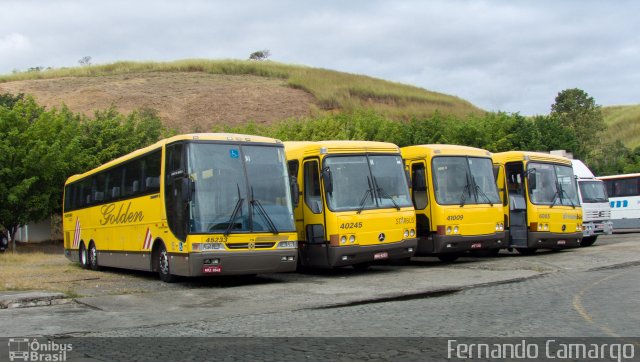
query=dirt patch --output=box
[0,72,317,132]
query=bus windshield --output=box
[527,162,580,206]
[187,143,295,234]
[579,180,609,203]
[324,154,412,212]
[432,156,501,205]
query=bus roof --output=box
[596,172,640,180]
[65,133,283,185]
[401,144,492,159]
[283,140,400,159]
[492,151,572,166]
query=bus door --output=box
[505,162,527,248]
[300,158,328,266]
[408,160,432,251]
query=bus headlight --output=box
[576,224,582,231]
[277,241,297,249]
[404,230,409,238]
[349,235,356,244]
[453,226,459,234]
[409,229,416,237]
[193,242,224,251]
[446,226,452,234]
[543,224,549,231]
[340,236,347,244]
[499,223,504,231]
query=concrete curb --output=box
[0,291,71,309]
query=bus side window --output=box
[304,160,323,214]
[411,163,428,210]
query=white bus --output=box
[597,173,640,231]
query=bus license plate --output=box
[557,240,566,245]
[374,252,389,260]
[203,266,222,273]
[471,243,482,249]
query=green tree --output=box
[0,97,83,251]
[550,88,605,158]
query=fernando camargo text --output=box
[447,339,636,361]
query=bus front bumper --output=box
[419,232,506,255]
[171,249,298,276]
[325,238,418,268]
[582,221,613,237]
[525,231,582,249]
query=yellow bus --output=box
[401,145,506,262]
[284,141,418,269]
[63,133,298,282]
[492,151,582,254]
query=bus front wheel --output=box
[157,244,177,283]
[516,248,537,255]
[438,253,460,263]
[580,236,597,247]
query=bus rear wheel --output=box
[79,243,89,269]
[88,242,100,271]
[157,244,177,283]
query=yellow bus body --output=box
[63,133,298,279]
[285,141,418,268]
[492,151,583,251]
[402,145,506,260]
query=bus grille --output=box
[226,242,275,250]
[585,210,611,219]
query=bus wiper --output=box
[224,198,244,236]
[356,177,375,214]
[472,176,493,206]
[549,188,560,208]
[560,188,577,209]
[460,174,471,207]
[250,188,279,234]
[373,176,400,210]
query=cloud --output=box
[0,0,639,114]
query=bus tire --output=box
[157,243,177,283]
[580,236,597,247]
[88,242,100,271]
[352,262,371,271]
[438,253,460,263]
[79,242,89,269]
[516,248,537,255]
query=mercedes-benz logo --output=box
[561,225,566,232]
[378,233,385,242]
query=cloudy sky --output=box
[1,1,638,115]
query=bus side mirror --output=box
[412,169,427,191]
[290,176,300,208]
[180,177,194,203]
[528,173,537,189]
[321,167,333,194]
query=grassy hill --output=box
[0,59,483,132]
[603,104,640,149]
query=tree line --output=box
[0,94,166,251]
[0,88,637,248]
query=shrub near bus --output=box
[493,151,582,254]
[285,141,417,269]
[402,145,506,262]
[63,133,298,282]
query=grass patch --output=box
[0,59,484,120]
[0,250,155,296]
[603,104,640,148]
